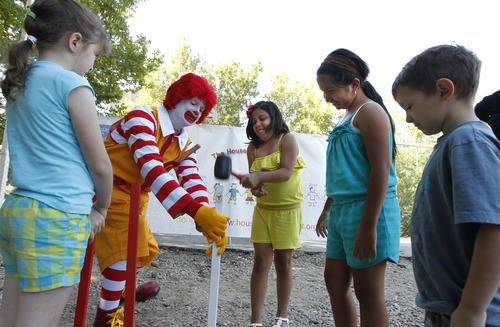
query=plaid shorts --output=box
[0,194,90,292]
[424,311,451,327]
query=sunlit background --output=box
[129,0,500,105]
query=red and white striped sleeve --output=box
[112,106,201,218]
[176,143,209,206]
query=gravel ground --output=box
[42,245,423,326]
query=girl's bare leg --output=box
[324,258,357,327]
[250,243,274,323]
[0,276,74,327]
[0,277,20,326]
[274,249,293,326]
[352,260,388,327]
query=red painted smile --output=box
[184,111,198,124]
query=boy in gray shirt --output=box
[392,44,500,327]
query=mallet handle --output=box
[230,171,243,179]
[230,172,259,190]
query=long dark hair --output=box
[317,48,396,160]
[246,101,289,148]
[1,0,109,102]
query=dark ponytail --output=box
[1,20,36,102]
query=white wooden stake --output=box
[207,184,223,327]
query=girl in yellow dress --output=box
[240,101,306,327]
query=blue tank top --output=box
[325,102,397,200]
[6,61,95,214]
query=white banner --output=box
[99,118,328,241]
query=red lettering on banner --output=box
[211,149,247,158]
[302,223,317,231]
[211,151,226,159]
[226,148,247,155]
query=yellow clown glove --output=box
[204,234,228,256]
[194,206,230,255]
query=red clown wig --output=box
[163,73,217,124]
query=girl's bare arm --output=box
[68,87,113,240]
[354,103,392,261]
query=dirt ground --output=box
[27,244,425,327]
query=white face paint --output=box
[168,97,206,132]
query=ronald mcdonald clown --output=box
[92,73,229,326]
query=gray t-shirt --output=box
[411,121,500,326]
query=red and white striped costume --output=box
[94,105,208,272]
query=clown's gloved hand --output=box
[204,234,228,256]
[193,206,230,255]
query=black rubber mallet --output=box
[214,154,245,180]
[214,154,258,189]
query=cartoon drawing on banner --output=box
[304,184,321,207]
[215,184,223,207]
[208,182,221,202]
[226,182,242,205]
[244,189,255,205]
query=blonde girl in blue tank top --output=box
[315,49,401,327]
[0,1,112,326]
[240,101,305,327]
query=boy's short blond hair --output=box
[392,44,481,101]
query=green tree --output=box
[0,0,26,112]
[131,42,263,127]
[130,40,205,114]
[0,1,25,59]
[81,0,162,113]
[203,62,262,127]
[395,142,433,236]
[266,74,341,135]
[0,0,161,114]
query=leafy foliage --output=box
[131,41,207,112]
[81,0,162,113]
[0,1,25,59]
[202,62,262,126]
[130,41,263,127]
[131,43,341,133]
[266,74,341,135]
[0,0,161,115]
[0,0,26,112]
